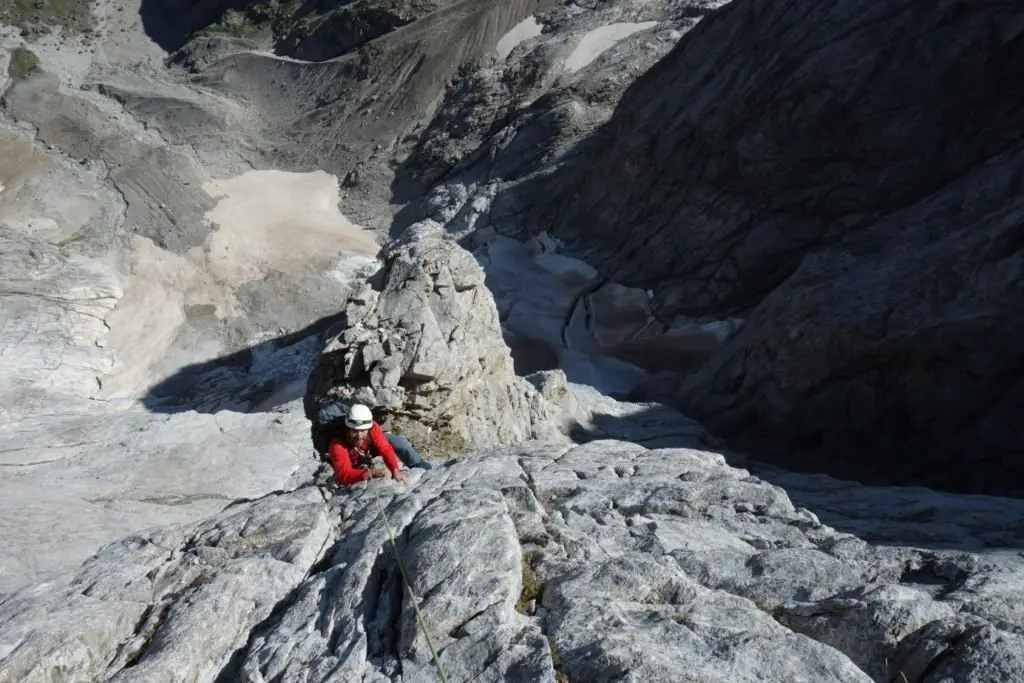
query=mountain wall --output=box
[400,0,1024,494]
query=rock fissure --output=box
[560,277,608,350]
[109,598,176,673]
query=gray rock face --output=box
[305,224,571,455]
[533,0,1024,317]
[0,227,119,407]
[393,0,1024,494]
[675,154,1024,493]
[0,486,335,683]
[577,0,1024,494]
[0,393,320,596]
[4,440,1022,683]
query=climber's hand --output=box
[393,471,409,486]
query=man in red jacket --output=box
[328,403,410,486]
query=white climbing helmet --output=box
[345,403,374,430]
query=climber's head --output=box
[344,403,374,443]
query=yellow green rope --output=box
[367,482,449,683]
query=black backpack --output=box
[311,397,349,458]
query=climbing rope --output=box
[365,480,449,683]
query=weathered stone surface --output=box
[0,487,334,683]
[0,397,320,597]
[4,440,1023,683]
[0,228,120,406]
[305,223,572,455]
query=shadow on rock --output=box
[138,0,227,53]
[570,399,1024,553]
[141,312,346,415]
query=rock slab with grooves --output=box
[3,440,1022,682]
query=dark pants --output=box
[386,435,431,469]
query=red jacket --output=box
[328,422,401,486]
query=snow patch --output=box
[328,253,381,285]
[496,16,543,60]
[243,49,314,64]
[97,169,381,399]
[201,169,380,289]
[564,22,659,74]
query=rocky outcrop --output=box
[4,439,1023,683]
[305,224,573,454]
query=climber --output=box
[312,393,433,471]
[327,404,411,487]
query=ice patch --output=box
[496,16,543,60]
[328,253,382,284]
[533,251,599,280]
[669,315,745,344]
[564,22,659,74]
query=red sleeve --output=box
[369,423,401,473]
[328,438,368,486]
